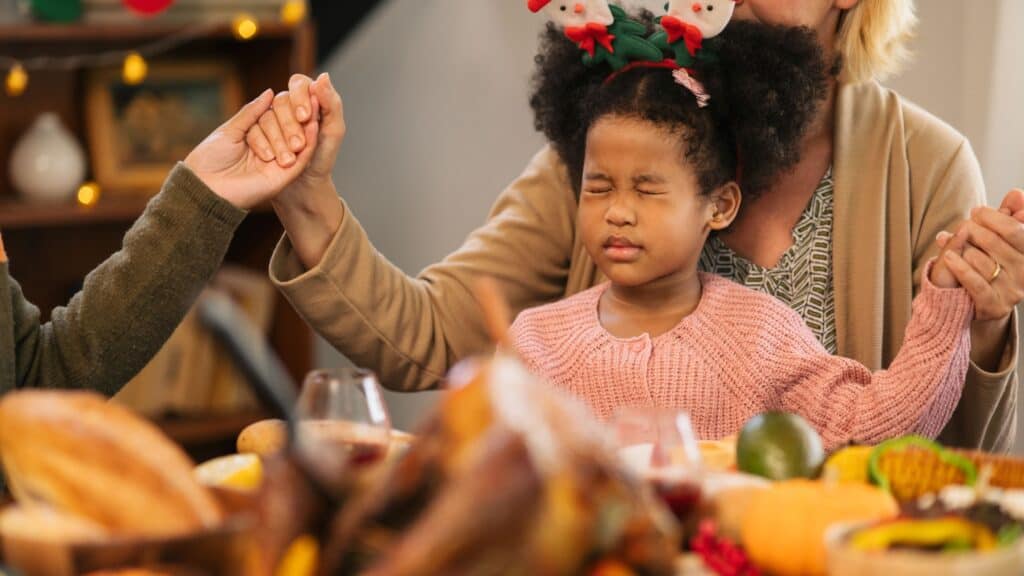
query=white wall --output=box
[885,0,1022,205]
[317,2,1024,436]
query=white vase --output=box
[10,112,86,203]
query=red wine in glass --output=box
[346,440,388,467]
[650,476,703,523]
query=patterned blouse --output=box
[699,169,837,353]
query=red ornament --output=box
[123,0,175,16]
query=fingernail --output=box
[263,148,273,158]
[297,106,308,120]
[945,251,956,260]
[290,136,303,149]
[283,152,295,163]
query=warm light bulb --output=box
[280,0,306,26]
[77,182,101,207]
[5,64,28,97]
[233,13,259,41]
[122,52,148,85]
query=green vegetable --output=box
[868,435,977,494]
[997,524,1024,547]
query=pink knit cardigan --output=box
[509,270,973,450]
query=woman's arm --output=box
[905,133,1018,452]
[255,76,580,392]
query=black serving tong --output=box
[197,294,298,433]
[197,294,347,504]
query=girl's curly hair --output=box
[529,18,830,199]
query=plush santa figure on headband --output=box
[653,0,737,66]
[123,0,174,16]
[528,0,662,70]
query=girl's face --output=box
[579,116,736,288]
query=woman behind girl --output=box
[508,18,972,451]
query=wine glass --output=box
[612,407,704,525]
[294,367,392,468]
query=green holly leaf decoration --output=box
[650,15,720,68]
[585,5,666,70]
[31,0,82,22]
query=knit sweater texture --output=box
[510,268,972,450]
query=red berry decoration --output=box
[690,520,760,576]
[123,0,175,15]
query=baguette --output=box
[0,391,222,536]
[0,505,109,543]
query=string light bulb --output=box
[122,52,148,85]
[76,182,101,207]
[5,64,28,97]
[233,13,259,41]
[280,0,306,26]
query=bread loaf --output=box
[0,505,109,543]
[0,391,222,537]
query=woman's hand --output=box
[246,73,346,195]
[183,90,320,209]
[245,73,347,270]
[938,192,1024,322]
[937,189,1024,371]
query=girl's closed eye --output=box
[583,173,614,195]
[636,188,666,196]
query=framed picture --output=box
[85,60,244,195]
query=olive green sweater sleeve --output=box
[0,163,246,395]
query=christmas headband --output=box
[527,1,739,106]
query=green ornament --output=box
[585,4,665,70]
[650,16,720,68]
[31,0,82,22]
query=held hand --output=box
[245,73,347,194]
[932,226,967,289]
[184,90,320,209]
[935,194,1024,321]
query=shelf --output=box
[0,21,305,43]
[0,197,152,229]
[0,197,274,229]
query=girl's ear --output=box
[707,181,741,231]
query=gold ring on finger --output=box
[990,261,1002,283]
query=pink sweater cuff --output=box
[915,258,974,329]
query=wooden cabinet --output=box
[0,21,315,455]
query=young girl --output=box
[507,19,973,451]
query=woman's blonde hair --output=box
[836,0,918,83]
